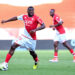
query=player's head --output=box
[50,9,55,17]
[27,6,34,17]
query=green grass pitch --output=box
[0,50,75,75]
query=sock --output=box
[5,53,12,63]
[70,49,75,55]
[34,57,38,65]
[35,57,38,62]
[54,52,58,58]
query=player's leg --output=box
[62,41,75,62]
[49,41,59,62]
[27,39,38,69]
[29,50,38,65]
[0,43,20,71]
[29,50,38,69]
[62,41,74,53]
[59,33,75,62]
[5,43,20,63]
[54,41,59,58]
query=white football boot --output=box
[0,62,8,71]
[49,58,58,62]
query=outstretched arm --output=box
[1,16,18,24]
[30,23,45,34]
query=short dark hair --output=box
[50,9,55,12]
[28,6,34,10]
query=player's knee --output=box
[9,45,16,55]
[11,43,19,50]
[30,51,35,55]
[62,42,66,46]
[11,45,16,50]
[29,51,37,58]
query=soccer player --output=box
[0,6,45,70]
[49,9,75,62]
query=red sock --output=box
[35,57,38,62]
[5,53,12,63]
[54,52,58,58]
[70,49,75,55]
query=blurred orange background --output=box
[0,0,75,40]
[0,0,75,28]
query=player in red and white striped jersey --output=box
[0,6,45,70]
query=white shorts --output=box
[54,33,67,43]
[12,34,36,51]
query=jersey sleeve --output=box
[36,16,44,25]
[55,16,62,23]
[17,15,24,20]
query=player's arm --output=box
[49,21,63,28]
[35,23,45,31]
[35,16,46,31]
[1,17,18,24]
[30,16,45,34]
[30,23,45,34]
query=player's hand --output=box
[1,20,6,24]
[49,25,54,28]
[30,29,36,34]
